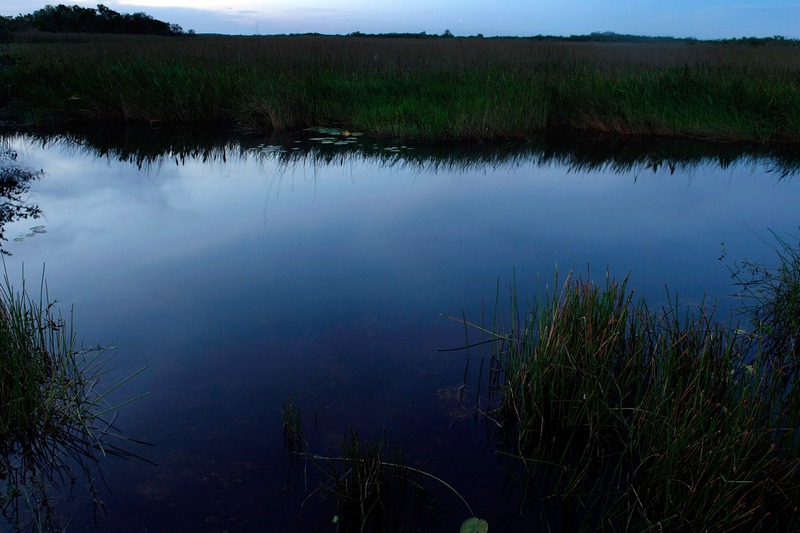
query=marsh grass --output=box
[457,267,799,531]
[3,35,800,142]
[0,266,147,529]
[731,230,800,374]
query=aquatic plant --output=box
[0,266,147,529]
[456,266,799,531]
[281,402,485,531]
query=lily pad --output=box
[461,517,488,533]
[305,127,365,137]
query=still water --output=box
[2,128,799,531]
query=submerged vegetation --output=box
[0,268,147,529]
[1,33,799,142]
[281,398,485,532]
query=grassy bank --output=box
[2,34,800,142]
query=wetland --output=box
[0,125,798,530]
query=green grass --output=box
[459,264,800,531]
[3,34,800,142]
[0,266,147,529]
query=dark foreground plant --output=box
[731,229,800,378]
[281,400,486,532]
[0,266,147,530]
[455,267,799,531]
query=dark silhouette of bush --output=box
[10,4,182,36]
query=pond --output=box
[1,127,799,531]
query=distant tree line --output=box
[346,30,480,39]
[3,4,182,36]
[559,31,798,45]
[344,29,797,45]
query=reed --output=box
[3,34,800,142]
[459,265,799,531]
[0,266,147,529]
[731,230,800,374]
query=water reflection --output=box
[0,126,798,531]
[0,146,42,251]
[9,123,800,178]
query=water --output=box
[2,128,799,531]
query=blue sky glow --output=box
[2,1,799,38]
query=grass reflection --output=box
[4,125,800,180]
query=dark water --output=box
[2,128,799,531]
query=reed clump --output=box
[0,268,146,529]
[475,267,799,531]
[2,34,800,142]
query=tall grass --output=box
[0,266,146,529]
[731,230,800,375]
[3,34,800,142]
[462,267,799,531]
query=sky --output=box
[2,1,799,39]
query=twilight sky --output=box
[3,1,799,39]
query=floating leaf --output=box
[460,517,488,533]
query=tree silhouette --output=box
[0,148,42,253]
[11,4,182,36]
